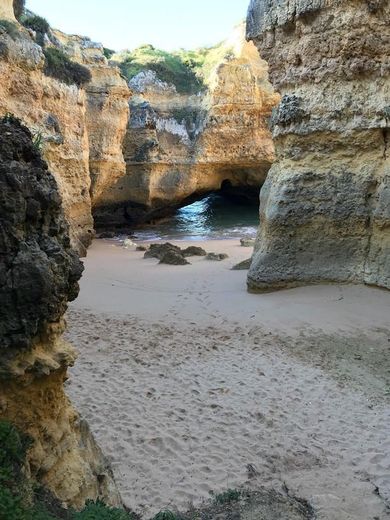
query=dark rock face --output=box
[144,242,182,260]
[0,117,83,355]
[182,246,207,257]
[159,251,190,265]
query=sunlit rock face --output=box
[0,16,130,255]
[52,30,130,215]
[0,118,121,509]
[92,24,279,228]
[246,0,390,292]
[0,0,16,20]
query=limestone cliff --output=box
[93,25,278,227]
[246,0,390,292]
[0,117,121,509]
[52,30,130,212]
[0,0,129,254]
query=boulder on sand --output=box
[182,246,207,257]
[159,250,190,265]
[144,242,182,259]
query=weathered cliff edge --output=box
[0,0,129,254]
[93,25,279,228]
[246,0,390,292]
[0,117,121,508]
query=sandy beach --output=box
[65,239,390,519]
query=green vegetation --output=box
[0,19,20,40]
[213,488,242,505]
[32,130,44,152]
[114,41,234,94]
[103,47,115,60]
[21,14,49,45]
[73,500,135,520]
[0,421,137,520]
[22,14,49,35]
[43,47,92,87]
[152,511,180,520]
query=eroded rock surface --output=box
[93,24,278,227]
[247,0,390,291]
[0,117,121,509]
[0,6,130,254]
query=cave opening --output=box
[132,183,261,241]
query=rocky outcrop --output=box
[52,30,130,211]
[0,5,130,254]
[0,117,121,508]
[93,25,278,228]
[246,0,390,292]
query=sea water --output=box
[132,193,259,241]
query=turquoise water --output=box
[132,193,259,241]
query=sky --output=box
[25,0,250,52]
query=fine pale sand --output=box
[65,239,390,519]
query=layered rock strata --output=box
[93,25,278,227]
[246,0,390,292]
[0,118,121,508]
[0,1,129,253]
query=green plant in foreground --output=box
[73,499,136,520]
[213,488,241,505]
[0,421,136,519]
[152,511,179,520]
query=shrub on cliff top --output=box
[115,45,204,94]
[43,47,92,87]
[22,14,50,35]
[114,41,234,94]
[22,14,50,45]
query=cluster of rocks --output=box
[139,242,229,265]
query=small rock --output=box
[205,253,229,261]
[144,242,181,259]
[159,251,190,265]
[136,245,147,251]
[232,258,252,270]
[182,246,207,257]
[240,238,256,247]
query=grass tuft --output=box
[151,511,180,520]
[213,488,242,505]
